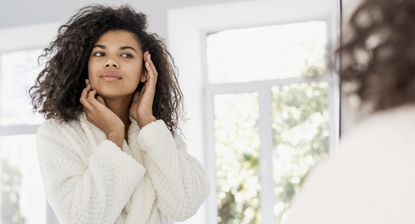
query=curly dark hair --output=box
[29,4,183,133]
[339,0,415,112]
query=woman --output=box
[286,0,415,223]
[30,5,209,224]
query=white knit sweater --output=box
[286,105,415,224]
[36,113,210,224]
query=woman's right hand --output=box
[79,79,125,148]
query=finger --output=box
[87,90,107,109]
[86,89,99,107]
[145,55,156,78]
[80,84,92,110]
[81,83,91,99]
[142,70,156,97]
[80,97,92,111]
[144,62,158,89]
[96,95,106,106]
[145,53,158,78]
[144,51,150,60]
[138,83,155,109]
[87,88,96,100]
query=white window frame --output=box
[168,1,340,224]
[0,22,61,224]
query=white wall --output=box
[0,0,251,38]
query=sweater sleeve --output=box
[36,121,146,224]
[137,120,210,221]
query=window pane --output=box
[0,49,44,125]
[0,134,46,224]
[206,21,327,83]
[271,82,329,223]
[214,92,261,224]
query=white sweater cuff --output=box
[137,120,174,152]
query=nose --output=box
[104,58,119,68]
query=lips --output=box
[100,72,122,81]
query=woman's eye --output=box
[93,52,105,57]
[121,53,134,58]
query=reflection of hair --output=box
[29,5,183,133]
[340,0,415,112]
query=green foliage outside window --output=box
[214,82,330,224]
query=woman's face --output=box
[88,30,145,99]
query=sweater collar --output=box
[78,112,141,154]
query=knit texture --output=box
[36,113,210,224]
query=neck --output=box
[103,95,133,129]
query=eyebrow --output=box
[93,44,137,53]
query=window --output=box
[207,21,335,224]
[0,49,44,125]
[0,23,60,224]
[167,1,340,224]
[0,49,46,224]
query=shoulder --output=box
[36,116,92,164]
[287,105,415,224]
[340,104,415,152]
[37,117,85,143]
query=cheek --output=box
[127,64,144,82]
[87,59,94,79]
[87,61,101,88]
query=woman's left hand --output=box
[130,51,157,128]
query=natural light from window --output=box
[0,48,46,224]
[207,21,330,224]
[206,21,327,83]
[0,49,44,125]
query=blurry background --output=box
[0,0,357,223]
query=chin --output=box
[97,89,134,100]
